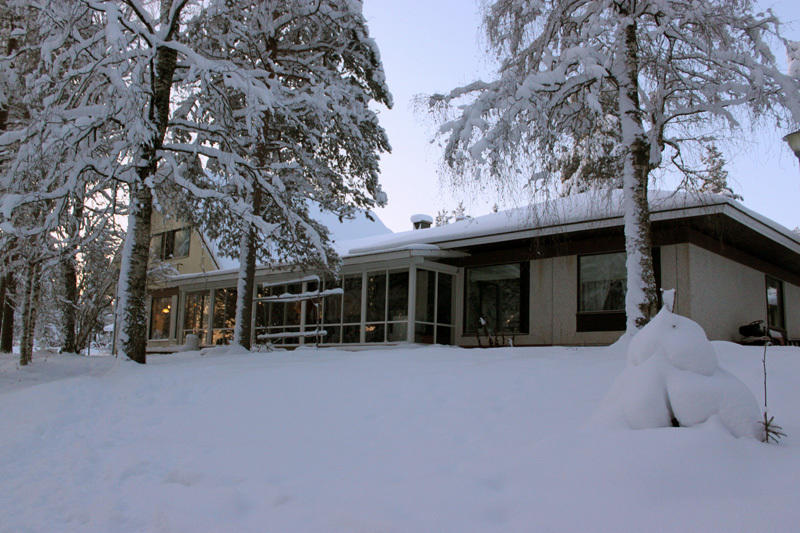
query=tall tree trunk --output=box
[233,189,262,350]
[0,22,18,354]
[116,183,154,364]
[115,3,181,364]
[616,13,658,332]
[61,255,78,353]
[0,273,5,339]
[19,263,39,365]
[61,201,83,353]
[0,271,14,353]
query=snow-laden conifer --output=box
[181,0,391,349]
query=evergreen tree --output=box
[698,145,741,201]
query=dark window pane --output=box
[767,277,785,330]
[162,230,175,259]
[305,298,322,326]
[436,325,453,345]
[367,271,387,322]
[343,275,362,323]
[285,301,302,326]
[415,270,436,323]
[465,263,526,334]
[269,302,284,327]
[365,323,385,343]
[342,324,361,343]
[150,296,172,340]
[305,281,320,325]
[388,271,409,322]
[414,323,434,344]
[283,283,302,326]
[387,322,407,342]
[323,279,342,323]
[174,228,191,258]
[212,288,237,329]
[579,253,627,312]
[323,325,341,344]
[183,291,208,340]
[437,273,453,325]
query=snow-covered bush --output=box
[593,292,761,439]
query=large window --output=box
[416,270,455,344]
[150,227,191,261]
[464,263,528,336]
[766,276,785,332]
[182,291,209,343]
[212,287,237,345]
[577,252,626,332]
[577,250,661,332]
[149,295,173,340]
[579,252,626,313]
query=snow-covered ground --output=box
[1,343,799,532]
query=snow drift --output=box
[593,291,762,439]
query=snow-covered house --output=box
[145,191,800,351]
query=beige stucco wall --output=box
[149,211,219,276]
[684,243,767,341]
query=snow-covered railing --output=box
[256,329,328,340]
[254,288,343,303]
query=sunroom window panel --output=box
[342,324,360,343]
[323,279,342,324]
[150,296,172,340]
[415,270,436,323]
[212,288,237,344]
[183,291,208,341]
[365,323,385,343]
[366,272,387,322]
[343,276,362,323]
[387,322,407,342]
[437,273,453,325]
[387,271,409,322]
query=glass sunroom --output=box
[164,261,457,348]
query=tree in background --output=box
[428,0,800,331]
[697,145,742,201]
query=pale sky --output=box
[362,1,800,233]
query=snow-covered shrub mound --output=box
[593,294,761,439]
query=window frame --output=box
[765,275,786,334]
[150,227,192,261]
[415,269,455,345]
[576,248,661,332]
[462,262,529,336]
[149,295,174,340]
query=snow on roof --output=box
[410,213,433,224]
[206,205,393,271]
[345,189,800,256]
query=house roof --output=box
[343,190,800,257]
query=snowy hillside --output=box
[2,343,799,532]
